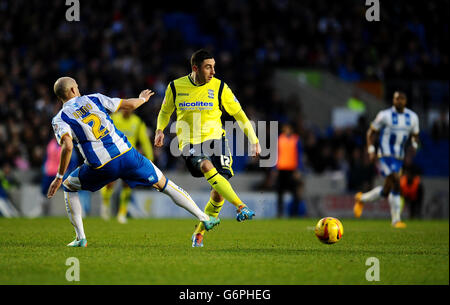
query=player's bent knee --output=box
[153,175,168,192]
[199,159,214,173]
[106,182,115,189]
[63,176,82,192]
[388,173,400,184]
[386,173,395,183]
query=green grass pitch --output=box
[0,217,448,285]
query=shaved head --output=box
[54,77,79,102]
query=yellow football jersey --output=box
[111,112,154,161]
[157,75,242,149]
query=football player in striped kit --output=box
[354,91,420,228]
[47,77,220,247]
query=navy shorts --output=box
[182,137,233,180]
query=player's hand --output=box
[250,142,261,157]
[139,89,155,102]
[154,129,165,147]
[47,177,63,198]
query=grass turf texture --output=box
[0,218,448,285]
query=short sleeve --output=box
[52,115,73,145]
[93,93,122,113]
[161,83,175,114]
[221,83,242,116]
[371,111,386,131]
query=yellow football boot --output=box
[392,221,407,229]
[353,192,364,218]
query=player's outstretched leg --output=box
[354,186,383,218]
[64,191,88,247]
[200,161,255,222]
[154,176,220,231]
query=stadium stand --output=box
[0,0,448,189]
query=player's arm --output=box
[47,134,73,198]
[119,89,155,111]
[410,114,420,152]
[233,109,261,157]
[222,82,261,157]
[367,111,385,162]
[155,84,176,147]
[366,126,379,162]
[411,133,420,152]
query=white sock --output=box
[361,186,383,203]
[388,192,401,224]
[64,191,86,240]
[161,180,209,221]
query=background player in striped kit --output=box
[47,77,220,247]
[353,91,420,228]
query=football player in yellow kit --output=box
[100,108,154,223]
[155,49,261,247]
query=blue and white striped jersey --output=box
[52,93,132,169]
[371,106,419,160]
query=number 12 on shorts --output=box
[220,155,230,168]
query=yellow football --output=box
[314,217,344,244]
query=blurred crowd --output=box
[0,0,448,192]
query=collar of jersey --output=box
[187,74,207,87]
[391,106,406,114]
[63,96,79,107]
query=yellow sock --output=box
[194,198,225,235]
[204,168,243,208]
[118,187,131,217]
[100,186,113,207]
